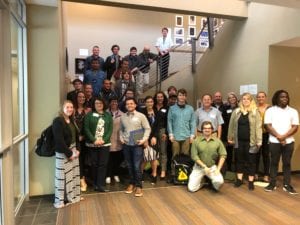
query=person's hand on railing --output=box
[131,67,138,74]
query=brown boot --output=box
[125,184,135,194]
[134,187,143,197]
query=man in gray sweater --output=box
[120,97,151,197]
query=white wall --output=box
[195,2,300,99]
[63,1,203,83]
[27,4,62,195]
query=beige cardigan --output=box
[227,108,262,148]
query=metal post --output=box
[191,37,196,73]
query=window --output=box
[11,16,25,138]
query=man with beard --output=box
[264,90,299,194]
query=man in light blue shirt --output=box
[167,89,196,180]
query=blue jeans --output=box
[123,145,144,188]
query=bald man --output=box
[136,46,157,95]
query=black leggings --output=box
[236,141,257,176]
[256,133,270,176]
[106,150,124,178]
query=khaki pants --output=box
[188,165,224,192]
[171,138,190,175]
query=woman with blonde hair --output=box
[228,93,262,190]
[53,100,81,208]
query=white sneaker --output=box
[105,177,111,184]
[114,176,120,183]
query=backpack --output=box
[35,125,55,157]
[173,154,194,185]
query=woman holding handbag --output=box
[141,96,159,184]
[228,93,262,190]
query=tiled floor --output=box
[16,195,57,225]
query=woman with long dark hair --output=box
[141,96,159,184]
[153,91,169,179]
[53,100,81,208]
[74,91,89,191]
[105,97,124,184]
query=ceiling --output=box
[246,0,300,9]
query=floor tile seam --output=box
[30,199,41,225]
[82,185,182,197]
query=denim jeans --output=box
[123,144,144,188]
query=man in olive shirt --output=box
[188,121,227,192]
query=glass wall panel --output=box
[12,142,25,208]
[10,16,24,138]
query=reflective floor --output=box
[16,172,173,225]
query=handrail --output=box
[138,17,217,97]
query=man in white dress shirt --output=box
[155,27,174,81]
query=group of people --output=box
[80,27,174,99]
[53,76,299,208]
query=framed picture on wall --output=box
[174,36,184,45]
[75,58,86,74]
[189,15,196,25]
[174,27,184,36]
[199,30,209,48]
[188,26,196,37]
[175,15,183,26]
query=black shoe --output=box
[94,186,109,192]
[234,179,243,188]
[264,183,276,192]
[283,184,298,195]
[248,181,254,191]
[150,175,157,185]
[167,176,175,184]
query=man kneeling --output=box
[188,121,227,192]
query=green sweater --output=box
[84,111,113,145]
[191,136,227,167]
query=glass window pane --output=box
[11,17,24,137]
[13,142,25,208]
